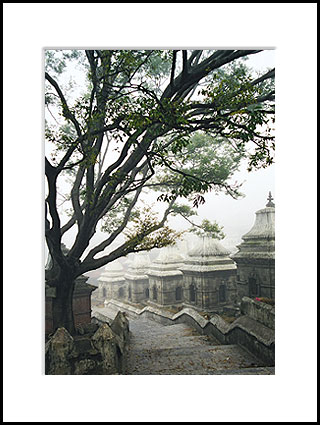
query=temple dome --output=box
[154,245,184,264]
[98,259,125,283]
[125,252,150,280]
[232,192,275,261]
[241,192,275,240]
[188,237,231,257]
[181,236,236,272]
[147,246,184,276]
[130,252,151,270]
[242,208,275,239]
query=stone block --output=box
[91,324,120,373]
[111,311,129,342]
[45,327,75,375]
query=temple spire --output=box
[266,191,275,207]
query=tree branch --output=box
[170,50,178,87]
[162,49,262,101]
[45,157,60,234]
[45,72,82,138]
[182,50,188,80]
[71,166,85,226]
[187,50,202,66]
[83,167,149,261]
[78,197,176,274]
[85,50,98,118]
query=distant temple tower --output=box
[180,237,238,311]
[147,246,184,306]
[97,259,125,301]
[232,192,275,300]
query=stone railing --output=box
[240,296,275,329]
[95,299,275,366]
[45,311,129,375]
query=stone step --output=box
[128,335,217,350]
[128,323,197,336]
[203,366,275,375]
[129,325,205,335]
[126,366,275,375]
[128,328,220,346]
[125,344,264,375]
[128,319,185,328]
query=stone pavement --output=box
[123,316,273,375]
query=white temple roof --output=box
[147,246,184,277]
[242,207,275,240]
[125,252,150,280]
[130,252,151,270]
[187,237,231,257]
[241,192,275,240]
[180,237,236,272]
[98,259,125,283]
[154,246,184,264]
[232,192,275,260]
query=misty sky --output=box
[46,49,275,259]
[189,50,275,249]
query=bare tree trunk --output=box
[49,274,76,335]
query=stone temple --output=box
[147,246,184,307]
[232,192,275,300]
[97,259,125,301]
[96,237,239,313]
[180,237,237,311]
[125,252,151,303]
[94,192,275,310]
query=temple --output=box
[94,192,275,309]
[232,192,275,299]
[179,237,237,311]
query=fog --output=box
[45,49,275,269]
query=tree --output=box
[45,49,275,334]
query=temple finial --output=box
[266,191,275,207]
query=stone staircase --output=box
[124,316,273,375]
[92,305,274,375]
